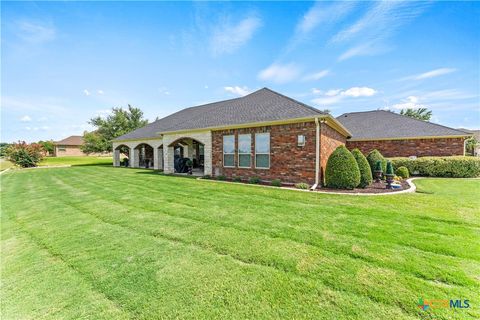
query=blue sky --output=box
[2,1,479,142]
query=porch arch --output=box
[168,137,206,175]
[133,143,154,168]
[114,144,130,167]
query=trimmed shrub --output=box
[366,149,387,177]
[232,176,242,182]
[325,145,361,189]
[395,166,410,179]
[216,175,226,181]
[5,141,45,168]
[271,179,282,187]
[202,174,212,179]
[390,156,480,178]
[249,176,260,184]
[351,148,373,188]
[386,161,394,176]
[295,182,309,189]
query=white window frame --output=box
[58,145,66,151]
[255,132,270,169]
[223,135,235,168]
[237,134,251,168]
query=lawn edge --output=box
[196,177,418,196]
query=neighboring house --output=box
[113,88,351,186]
[337,110,471,157]
[54,135,85,157]
[458,128,480,156]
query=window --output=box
[238,134,251,168]
[297,135,306,147]
[255,132,270,169]
[58,145,66,151]
[223,135,235,167]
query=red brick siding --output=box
[346,138,465,157]
[212,121,347,185]
[320,123,347,183]
[212,122,317,184]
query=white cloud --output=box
[15,20,56,44]
[25,126,50,131]
[342,87,377,97]
[408,68,457,80]
[296,2,355,35]
[303,70,330,81]
[20,115,32,122]
[97,90,104,95]
[258,63,301,84]
[83,89,91,96]
[204,85,209,89]
[210,15,262,55]
[333,2,429,60]
[37,116,48,122]
[224,86,251,97]
[95,109,111,118]
[337,41,388,61]
[311,86,377,106]
[158,87,170,95]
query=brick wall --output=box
[320,123,347,182]
[55,145,85,157]
[346,138,465,157]
[212,121,347,185]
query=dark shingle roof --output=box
[114,88,325,141]
[55,135,83,145]
[337,110,471,140]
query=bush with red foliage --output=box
[5,141,45,168]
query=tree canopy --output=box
[399,108,432,121]
[81,105,148,154]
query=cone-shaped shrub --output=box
[325,145,361,189]
[351,148,373,188]
[366,149,387,176]
[386,161,394,175]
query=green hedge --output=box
[389,156,480,178]
[325,146,361,189]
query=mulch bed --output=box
[314,180,411,194]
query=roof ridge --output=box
[390,109,470,135]
[261,87,325,115]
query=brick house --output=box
[337,110,471,157]
[54,135,85,157]
[112,88,350,187]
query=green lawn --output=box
[1,166,478,319]
[0,158,14,171]
[39,156,112,166]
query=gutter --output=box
[311,117,320,190]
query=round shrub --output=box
[271,179,282,187]
[325,146,361,189]
[366,149,387,176]
[249,176,260,184]
[294,182,309,189]
[232,176,242,182]
[351,148,373,188]
[395,166,410,179]
[216,175,226,181]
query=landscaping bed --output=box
[315,179,411,193]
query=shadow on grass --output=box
[134,170,200,179]
[71,163,113,167]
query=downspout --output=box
[311,117,320,190]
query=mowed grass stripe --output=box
[58,167,479,268]
[1,172,131,319]
[78,166,480,255]
[50,168,473,284]
[34,169,420,316]
[2,169,417,319]
[20,169,480,318]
